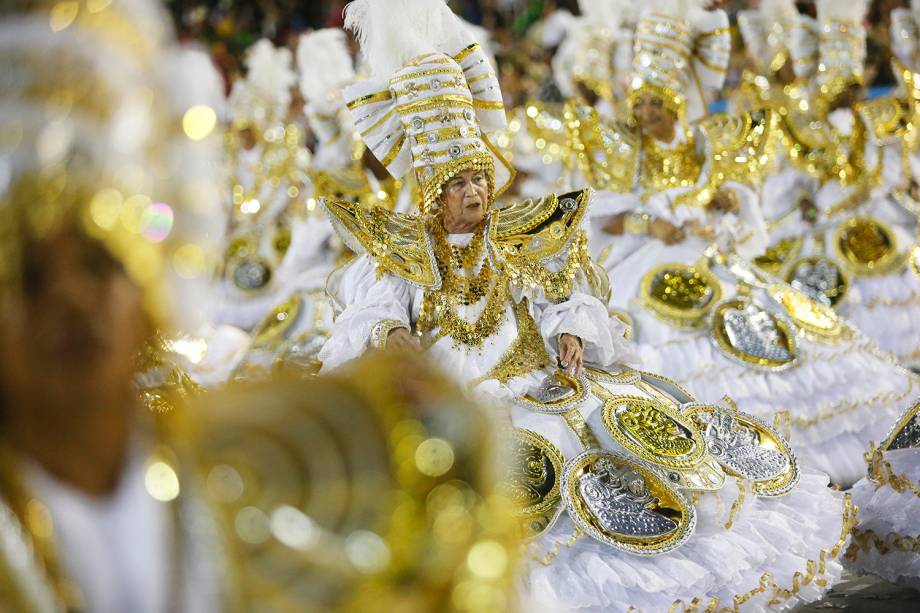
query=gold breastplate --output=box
[640,136,703,197]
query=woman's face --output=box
[633,94,678,140]
[0,225,149,405]
[439,169,489,232]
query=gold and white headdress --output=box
[297,28,359,172]
[738,0,800,76]
[628,0,731,124]
[813,0,869,102]
[342,0,512,214]
[890,1,920,72]
[552,0,624,101]
[0,0,225,330]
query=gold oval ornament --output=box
[561,450,696,555]
[600,395,725,491]
[252,293,304,349]
[754,236,804,276]
[711,297,798,371]
[769,284,846,342]
[683,400,800,497]
[640,263,722,328]
[785,256,849,307]
[499,429,565,540]
[517,371,589,414]
[834,217,903,276]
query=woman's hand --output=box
[707,189,740,214]
[559,333,584,376]
[601,213,626,235]
[386,327,421,352]
[649,218,685,245]
[799,197,819,223]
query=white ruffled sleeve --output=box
[317,254,413,372]
[535,291,640,370]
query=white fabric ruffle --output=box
[847,449,920,590]
[523,469,850,613]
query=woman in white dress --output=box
[318,1,853,610]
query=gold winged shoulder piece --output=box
[697,109,781,189]
[489,188,592,301]
[564,101,639,193]
[321,198,440,289]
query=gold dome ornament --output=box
[181,352,519,612]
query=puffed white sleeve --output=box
[535,289,640,369]
[317,254,413,372]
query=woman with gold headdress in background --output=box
[563,0,917,488]
[319,1,853,610]
[754,0,920,371]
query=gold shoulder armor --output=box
[564,101,639,193]
[321,199,440,288]
[855,97,911,144]
[697,109,781,188]
[490,188,592,301]
[523,100,568,163]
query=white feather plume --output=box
[297,29,355,114]
[816,0,869,23]
[644,0,712,15]
[344,0,459,77]
[578,0,623,31]
[759,0,798,21]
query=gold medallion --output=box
[599,394,725,491]
[711,297,798,371]
[834,217,904,276]
[785,256,849,307]
[640,263,722,328]
[561,450,695,554]
[252,293,303,349]
[684,401,799,497]
[499,429,565,540]
[769,284,846,342]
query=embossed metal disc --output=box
[600,395,705,469]
[785,256,849,307]
[498,429,564,540]
[517,371,589,414]
[231,257,272,291]
[834,217,903,276]
[754,237,804,276]
[881,399,920,451]
[640,263,723,328]
[683,402,800,497]
[769,284,846,342]
[711,297,798,371]
[251,293,304,349]
[561,450,695,555]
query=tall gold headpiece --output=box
[342,0,513,215]
[628,1,731,125]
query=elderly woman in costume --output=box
[318,1,854,611]
[566,0,917,488]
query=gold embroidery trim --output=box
[347,90,392,110]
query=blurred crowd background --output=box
[165,0,909,107]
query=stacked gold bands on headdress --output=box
[628,0,731,124]
[0,0,225,330]
[343,0,513,215]
[792,0,869,108]
[738,0,800,76]
[815,0,869,100]
[551,0,626,102]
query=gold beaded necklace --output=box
[418,221,509,347]
[640,134,703,197]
